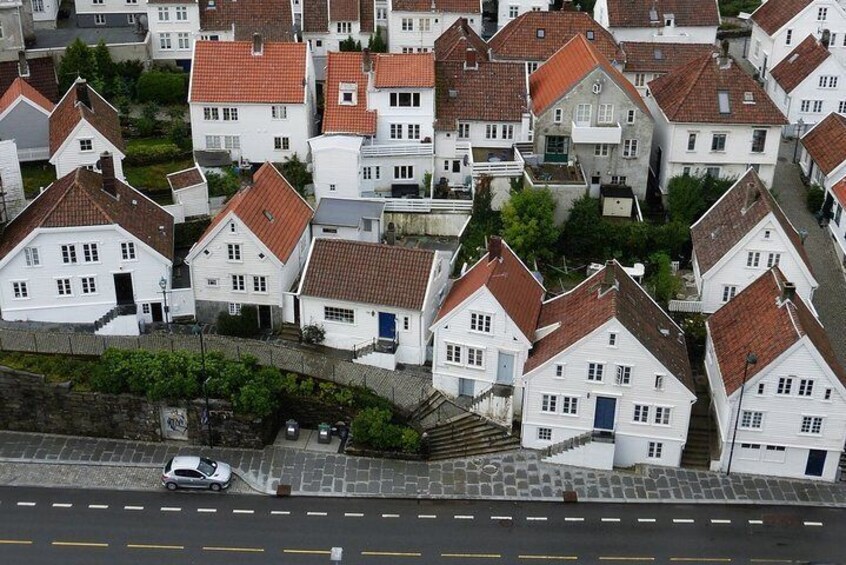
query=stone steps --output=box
[425,412,520,460]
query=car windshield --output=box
[197,458,217,476]
[164,458,173,473]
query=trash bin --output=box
[318,423,332,444]
[285,419,300,441]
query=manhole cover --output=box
[482,464,498,474]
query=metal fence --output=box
[0,329,432,413]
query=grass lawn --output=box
[20,162,56,198]
[125,157,194,192]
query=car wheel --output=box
[165,482,178,491]
[210,483,222,492]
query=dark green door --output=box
[545,136,570,163]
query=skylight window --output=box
[717,90,731,114]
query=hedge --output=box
[136,71,187,105]
[125,142,191,166]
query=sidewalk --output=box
[1,431,844,506]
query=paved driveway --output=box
[772,138,846,366]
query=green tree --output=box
[367,28,387,53]
[279,154,312,196]
[501,186,558,264]
[58,39,95,92]
[646,252,680,305]
[666,174,705,226]
[93,40,115,94]
[456,175,502,266]
[339,36,362,52]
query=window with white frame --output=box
[763,445,786,463]
[402,316,410,331]
[574,104,591,125]
[467,347,484,367]
[79,139,93,152]
[81,276,97,295]
[757,382,765,395]
[798,379,814,397]
[555,364,565,378]
[597,104,614,124]
[337,21,352,34]
[485,124,498,139]
[800,415,823,434]
[407,124,420,139]
[777,376,793,395]
[654,406,671,425]
[177,33,190,50]
[339,83,356,105]
[746,251,760,267]
[553,108,563,123]
[376,7,386,20]
[594,144,609,156]
[176,6,187,19]
[203,107,219,121]
[537,427,552,441]
[401,18,413,31]
[610,175,627,185]
[509,5,518,17]
[647,441,663,459]
[272,105,287,120]
[224,136,240,149]
[159,33,172,50]
[751,129,767,153]
[394,165,414,179]
[824,388,832,400]
[541,394,557,413]
[228,302,242,315]
[740,410,763,429]
[274,137,290,151]
[721,285,737,302]
[95,14,106,25]
[587,362,604,381]
[840,100,846,114]
[501,124,514,139]
[12,281,28,299]
[24,247,40,267]
[560,396,577,415]
[207,278,219,287]
[766,252,781,268]
[324,306,354,324]
[817,6,827,20]
[253,276,267,293]
[56,278,72,296]
[390,92,421,107]
[61,244,77,264]
[470,312,491,333]
[32,0,43,11]
[527,61,539,73]
[205,135,221,149]
[222,107,238,121]
[633,404,650,423]
[615,365,631,385]
[687,132,697,151]
[626,109,636,124]
[622,139,638,158]
[458,122,470,139]
[419,18,431,31]
[819,75,838,89]
[711,133,727,152]
[227,243,242,262]
[785,29,792,45]
[231,274,246,292]
[82,243,99,263]
[158,6,170,20]
[634,73,645,87]
[446,343,462,364]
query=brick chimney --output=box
[718,39,731,69]
[464,47,478,70]
[76,80,91,110]
[99,152,116,197]
[17,51,28,77]
[361,48,373,74]
[252,33,263,55]
[821,29,831,48]
[488,236,502,260]
[601,260,616,291]
[782,281,796,302]
[742,180,759,213]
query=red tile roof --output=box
[435,60,527,131]
[300,239,436,310]
[833,178,846,207]
[330,0,359,21]
[0,77,54,116]
[621,41,714,74]
[198,163,312,262]
[708,267,846,395]
[648,53,787,125]
[303,0,329,32]
[604,0,719,28]
[190,41,306,104]
[526,262,694,391]
[529,34,648,116]
[800,112,846,176]
[392,0,480,13]
[0,167,173,262]
[322,51,377,135]
[374,52,436,88]
[691,168,813,276]
[49,80,124,157]
[167,166,205,191]
[750,0,812,35]
[434,239,544,341]
[770,35,830,94]
[434,17,489,62]
[489,11,622,63]
[199,0,294,41]
[0,56,58,103]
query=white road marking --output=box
[160,507,181,512]
[711,519,732,525]
[528,516,550,522]
[16,502,36,507]
[123,506,144,511]
[88,504,109,510]
[748,519,763,525]
[803,521,823,527]
[344,512,364,517]
[232,509,254,515]
[454,515,474,520]
[638,518,656,523]
[673,519,694,524]
[271,510,291,516]
[52,503,72,508]
[381,513,400,518]
[601,518,621,523]
[418,514,437,519]
[563,517,583,522]
[197,508,217,513]
[491,516,513,521]
[306,512,327,517]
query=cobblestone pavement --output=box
[773,138,846,366]
[1,432,844,506]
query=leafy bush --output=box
[278,154,312,196]
[216,305,260,338]
[301,323,325,344]
[351,408,419,453]
[175,217,211,248]
[646,252,681,306]
[501,186,558,264]
[125,142,187,166]
[807,185,825,214]
[235,366,284,417]
[719,0,761,17]
[206,171,240,198]
[137,71,187,105]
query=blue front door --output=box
[594,397,616,431]
[805,449,827,477]
[378,312,396,340]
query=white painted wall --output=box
[96,314,140,335]
[76,0,147,14]
[705,335,846,482]
[767,55,846,128]
[313,221,382,243]
[593,0,717,45]
[0,139,25,221]
[0,225,171,324]
[309,134,363,202]
[50,122,126,180]
[147,1,201,61]
[32,0,60,24]
[172,181,209,217]
[521,319,695,468]
[387,7,482,53]
[369,87,436,143]
[497,0,548,31]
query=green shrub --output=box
[807,185,825,214]
[351,408,419,453]
[235,366,283,417]
[125,142,187,166]
[216,305,260,338]
[206,171,240,198]
[137,71,187,105]
[301,323,325,344]
[175,217,211,248]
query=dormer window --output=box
[664,14,674,27]
[339,83,357,106]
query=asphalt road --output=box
[0,486,843,564]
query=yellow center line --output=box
[599,558,656,562]
[362,550,422,557]
[0,539,33,545]
[202,546,265,553]
[284,549,332,555]
[670,559,732,563]
[127,543,185,550]
[442,553,502,559]
[518,555,579,560]
[51,541,109,548]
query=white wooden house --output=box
[188,36,316,165]
[298,238,450,368]
[431,237,544,423]
[767,34,846,135]
[690,168,818,314]
[387,0,482,54]
[0,139,25,223]
[48,79,126,181]
[147,0,201,67]
[593,0,720,45]
[705,267,846,481]
[496,0,548,32]
[186,162,313,330]
[75,0,146,28]
[0,155,175,333]
[166,164,209,218]
[618,42,714,96]
[0,76,54,162]
[646,50,787,193]
[748,0,846,81]
[521,261,696,470]
[301,0,377,62]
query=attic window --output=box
[653,48,663,60]
[263,210,275,222]
[743,91,755,104]
[536,28,545,39]
[586,30,595,40]
[788,53,799,63]
[717,90,731,114]
[339,82,357,106]
[207,0,215,8]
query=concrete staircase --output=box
[278,323,301,342]
[545,431,595,458]
[682,374,716,469]
[410,391,520,460]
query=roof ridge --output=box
[39,169,82,226]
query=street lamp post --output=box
[159,276,169,332]
[726,352,758,476]
[793,118,805,163]
[193,323,213,449]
